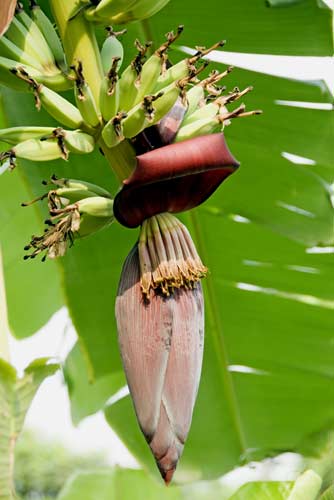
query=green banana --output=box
[23,193,114,261]
[0,35,44,70]
[5,16,44,63]
[181,68,231,123]
[175,102,261,142]
[77,197,114,237]
[0,56,41,90]
[174,116,221,142]
[99,57,120,122]
[12,65,72,91]
[62,129,95,154]
[86,0,138,20]
[132,26,184,107]
[154,40,225,93]
[48,177,112,203]
[104,0,171,24]
[0,126,55,145]
[181,99,222,127]
[29,1,67,72]
[12,9,58,71]
[34,83,84,129]
[38,128,95,159]
[122,93,163,138]
[183,86,253,127]
[0,138,64,169]
[101,27,125,74]
[118,40,151,112]
[182,84,205,122]
[72,61,101,128]
[2,62,71,93]
[102,111,126,148]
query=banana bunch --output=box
[0,1,70,92]
[0,26,260,176]
[22,176,114,260]
[99,28,261,149]
[74,0,171,25]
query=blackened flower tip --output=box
[138,213,207,300]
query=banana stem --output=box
[0,247,10,363]
[49,0,103,102]
[99,139,136,182]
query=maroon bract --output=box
[113,133,239,228]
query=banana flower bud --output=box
[22,176,113,260]
[114,133,239,228]
[116,213,204,484]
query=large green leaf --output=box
[64,343,125,425]
[105,213,334,480]
[58,468,182,500]
[229,481,293,500]
[0,358,58,499]
[148,0,333,56]
[0,95,64,338]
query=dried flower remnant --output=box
[22,176,114,261]
[138,213,207,299]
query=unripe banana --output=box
[1,62,71,93]
[154,40,225,93]
[118,40,151,112]
[29,1,67,72]
[11,65,72,91]
[72,62,101,128]
[13,9,58,71]
[108,0,171,24]
[50,177,112,203]
[126,0,171,20]
[101,27,125,74]
[62,129,95,154]
[0,126,55,145]
[99,57,120,122]
[122,93,164,139]
[88,0,138,19]
[102,111,126,148]
[0,36,43,70]
[174,116,221,143]
[0,56,41,90]
[181,99,222,127]
[35,84,84,129]
[38,128,95,159]
[78,197,114,237]
[182,85,205,122]
[133,26,184,106]
[5,16,44,63]
[0,138,64,169]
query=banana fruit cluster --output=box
[0,21,259,178]
[22,176,114,260]
[100,28,260,150]
[76,0,171,25]
[0,2,70,91]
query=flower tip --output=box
[162,467,176,486]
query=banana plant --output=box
[0,0,333,496]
